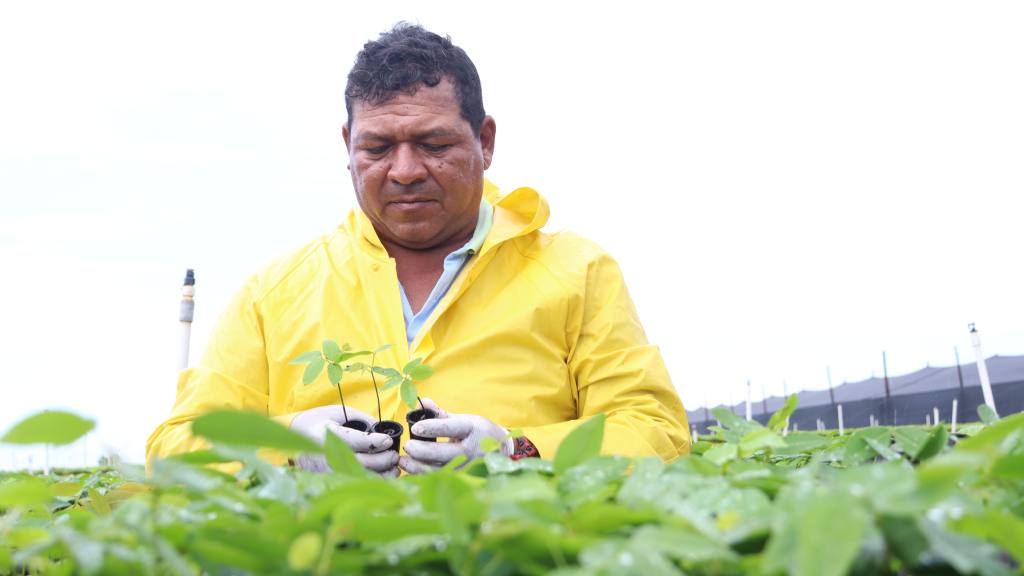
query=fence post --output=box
[837,404,845,435]
[951,399,959,434]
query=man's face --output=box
[343,78,496,251]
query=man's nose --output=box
[388,144,427,185]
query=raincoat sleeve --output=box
[519,253,691,461]
[146,275,292,463]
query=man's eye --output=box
[363,145,390,155]
[421,143,452,153]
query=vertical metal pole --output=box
[926,414,931,426]
[882,351,892,424]
[179,269,196,371]
[761,383,768,415]
[954,347,964,391]
[951,399,958,433]
[745,379,752,421]
[827,366,835,405]
[837,404,844,435]
[933,407,940,426]
[969,324,997,414]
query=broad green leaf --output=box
[50,482,83,497]
[345,362,367,372]
[373,344,392,353]
[372,366,401,378]
[479,437,501,452]
[289,350,322,365]
[166,448,239,465]
[775,432,832,455]
[768,394,799,431]
[408,363,433,381]
[403,357,424,376]
[442,454,468,471]
[554,414,606,474]
[863,435,900,461]
[381,375,404,390]
[843,427,891,464]
[919,518,1014,576]
[0,477,51,507]
[322,339,342,362]
[991,454,1024,479]
[327,362,343,385]
[711,407,747,431]
[954,510,1024,566]
[956,411,1024,454]
[191,410,321,453]
[400,379,418,409]
[287,532,322,571]
[794,490,870,576]
[302,356,324,385]
[323,431,364,476]
[738,428,786,457]
[891,427,929,458]
[1,410,94,445]
[337,350,371,362]
[703,442,738,466]
[978,403,1000,425]
[914,425,948,461]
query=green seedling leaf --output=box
[372,366,401,378]
[919,518,1014,576]
[739,428,786,457]
[554,413,606,474]
[373,344,392,353]
[794,490,870,576]
[327,362,343,385]
[381,374,403,390]
[302,356,325,385]
[442,454,468,471]
[843,427,891,464]
[915,425,948,462]
[956,411,1024,454]
[403,357,424,376]
[337,350,371,362]
[991,454,1024,479]
[703,442,738,466]
[954,510,1024,566]
[0,477,51,507]
[192,410,321,453]
[289,350,322,365]
[892,427,929,458]
[408,363,433,381]
[323,431,364,476]
[978,403,1000,425]
[287,532,323,571]
[768,394,799,431]
[400,379,418,409]
[322,339,342,362]
[479,437,501,453]
[345,362,368,372]
[1,410,95,445]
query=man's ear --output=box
[479,116,496,170]
[342,122,352,150]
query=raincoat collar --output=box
[347,179,549,259]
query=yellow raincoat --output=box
[147,182,690,464]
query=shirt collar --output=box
[450,197,493,258]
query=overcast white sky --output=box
[2,1,1022,467]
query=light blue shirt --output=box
[399,199,493,345]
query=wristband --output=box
[509,435,541,460]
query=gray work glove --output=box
[399,398,513,475]
[290,405,398,478]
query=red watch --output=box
[509,435,541,460]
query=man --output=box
[146,23,690,476]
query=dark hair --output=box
[345,23,485,134]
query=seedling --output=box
[291,341,437,450]
[290,340,371,430]
[376,358,436,441]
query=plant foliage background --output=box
[1,399,1022,575]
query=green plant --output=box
[1,399,1022,575]
[376,357,434,410]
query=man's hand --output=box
[290,405,398,478]
[399,398,512,474]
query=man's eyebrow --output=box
[354,128,460,143]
